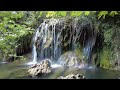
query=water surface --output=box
[0,61,120,79]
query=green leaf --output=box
[98,11,108,19]
[85,11,90,16]
[39,11,43,16]
[76,11,82,16]
[71,11,82,16]
[59,11,66,16]
[3,17,9,21]
[109,11,118,17]
[8,25,14,29]
[71,11,76,16]
[46,11,56,18]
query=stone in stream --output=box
[28,59,52,78]
[57,73,85,79]
[58,51,84,68]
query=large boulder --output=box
[28,59,52,78]
[57,51,84,68]
[57,73,85,79]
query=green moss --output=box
[99,48,111,68]
[74,47,83,60]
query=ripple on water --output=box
[25,61,37,65]
[0,62,7,64]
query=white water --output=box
[51,64,62,68]
[0,62,7,64]
[32,45,37,63]
[26,43,37,65]
[26,61,37,65]
[32,19,63,62]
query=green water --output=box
[0,61,120,79]
[0,61,29,79]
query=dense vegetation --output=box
[0,11,120,70]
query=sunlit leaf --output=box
[109,11,118,17]
[71,11,82,16]
[85,11,90,16]
[39,11,43,16]
[46,11,56,18]
[8,25,14,29]
[76,11,83,16]
[98,11,108,19]
[71,11,76,16]
[59,11,66,16]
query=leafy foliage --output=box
[0,11,35,60]
[97,11,119,19]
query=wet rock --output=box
[58,51,84,67]
[28,59,52,78]
[57,73,85,79]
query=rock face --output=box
[57,74,85,79]
[58,51,84,68]
[28,59,52,78]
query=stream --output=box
[0,61,120,79]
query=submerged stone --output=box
[57,73,85,79]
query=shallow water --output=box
[0,61,120,79]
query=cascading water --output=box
[31,18,64,64]
[29,17,97,68]
[32,45,37,63]
[83,35,97,65]
[26,28,40,65]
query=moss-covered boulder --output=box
[57,51,84,67]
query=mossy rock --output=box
[74,48,83,60]
[98,48,112,69]
[58,51,83,66]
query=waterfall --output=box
[29,17,97,67]
[32,45,37,63]
[26,28,40,65]
[83,35,96,65]
[31,18,63,63]
[83,28,97,65]
[32,28,40,63]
